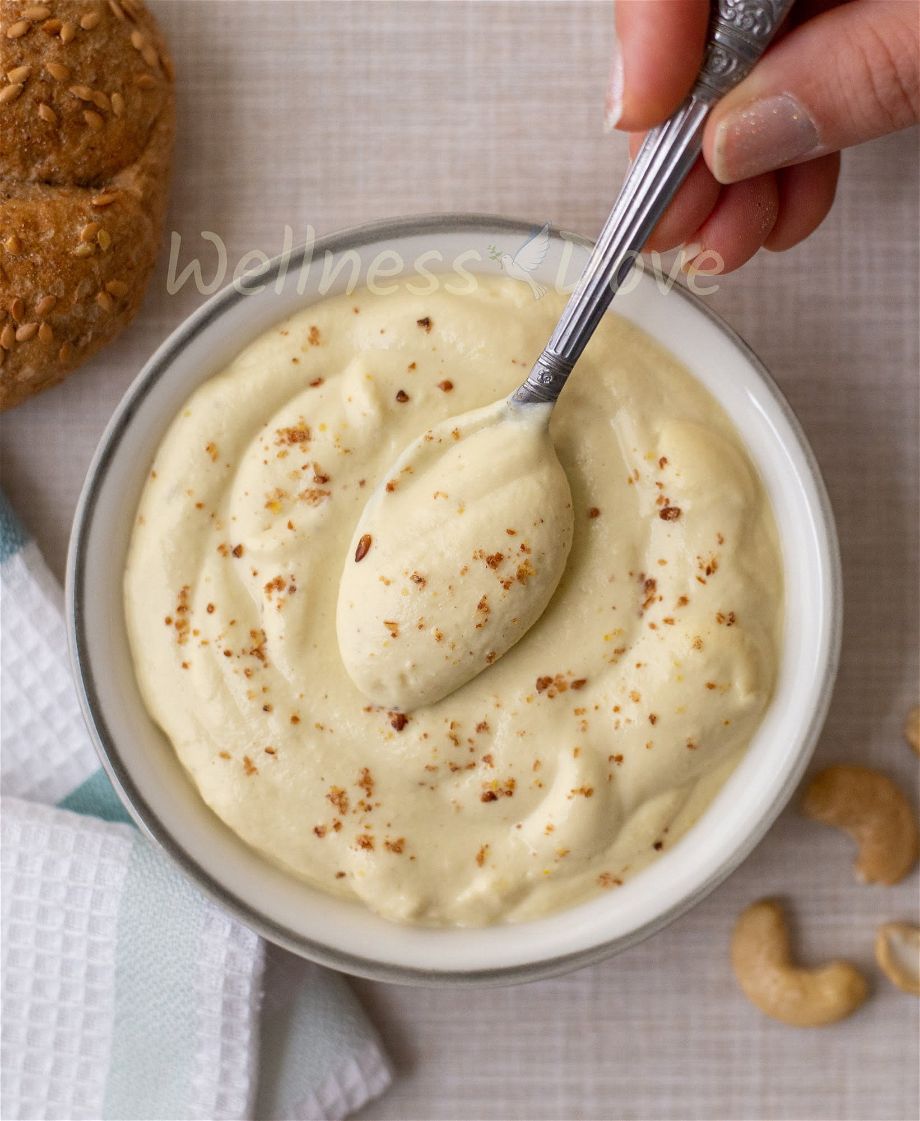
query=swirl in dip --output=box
[125,277,783,926]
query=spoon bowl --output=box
[337,399,573,711]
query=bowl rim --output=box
[67,212,842,987]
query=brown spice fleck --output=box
[384,837,405,854]
[357,767,374,798]
[480,777,515,802]
[242,755,258,776]
[355,834,375,851]
[307,325,321,346]
[231,544,244,558]
[204,441,218,462]
[417,316,432,332]
[299,487,330,506]
[660,506,681,521]
[355,533,372,562]
[476,844,489,867]
[598,872,623,888]
[516,559,535,584]
[437,379,453,392]
[326,786,349,814]
[395,389,409,403]
[389,712,409,732]
[588,507,601,519]
[275,422,311,446]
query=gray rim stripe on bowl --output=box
[66,214,842,987]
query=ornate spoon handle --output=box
[512,0,795,406]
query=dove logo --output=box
[488,222,551,300]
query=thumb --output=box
[703,0,920,184]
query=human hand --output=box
[606,0,920,272]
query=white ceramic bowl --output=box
[67,215,841,985]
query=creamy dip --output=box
[125,277,783,926]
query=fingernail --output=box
[604,50,624,132]
[711,93,821,183]
[680,241,702,266]
[683,246,725,277]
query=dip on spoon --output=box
[336,398,573,711]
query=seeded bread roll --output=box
[0,0,174,410]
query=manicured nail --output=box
[711,93,821,183]
[683,246,724,277]
[603,50,624,132]
[680,241,702,266]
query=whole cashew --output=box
[801,765,918,885]
[875,922,920,996]
[731,899,868,1027]
[905,706,920,756]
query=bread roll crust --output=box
[0,0,174,410]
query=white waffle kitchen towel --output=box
[0,493,392,1121]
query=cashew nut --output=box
[801,765,918,884]
[731,899,868,1027]
[905,706,920,756]
[875,922,920,996]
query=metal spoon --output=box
[512,0,795,406]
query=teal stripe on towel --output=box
[0,490,28,563]
[103,837,205,1121]
[58,768,135,825]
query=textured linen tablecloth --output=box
[1,2,917,1119]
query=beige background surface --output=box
[1,3,918,1119]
